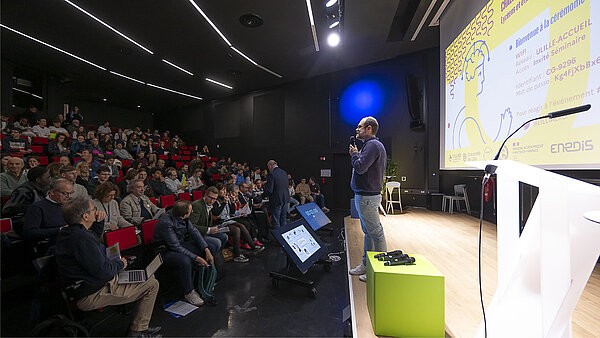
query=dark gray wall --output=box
[1,59,152,129]
[155,49,441,211]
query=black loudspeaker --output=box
[406,74,425,131]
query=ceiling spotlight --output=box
[329,21,339,29]
[102,98,107,102]
[137,105,141,108]
[327,32,340,47]
[325,0,337,7]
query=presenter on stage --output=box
[348,116,387,283]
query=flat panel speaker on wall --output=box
[406,74,425,131]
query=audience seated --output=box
[188,168,205,192]
[86,165,112,196]
[120,179,160,225]
[118,169,139,199]
[31,118,51,138]
[114,142,133,160]
[46,162,64,181]
[48,133,70,157]
[288,181,300,215]
[93,182,132,231]
[153,200,212,307]
[227,184,261,246]
[2,167,50,235]
[147,167,169,197]
[23,178,72,246]
[65,105,84,123]
[97,121,111,135]
[75,161,91,187]
[65,119,80,136]
[0,157,28,196]
[177,164,190,181]
[59,155,71,167]
[88,138,105,159]
[206,162,218,176]
[70,135,88,157]
[49,120,69,137]
[165,167,189,194]
[189,186,232,261]
[295,178,313,204]
[60,165,88,200]
[2,129,32,156]
[105,155,120,178]
[55,197,161,338]
[24,156,40,176]
[309,177,330,212]
[76,149,102,177]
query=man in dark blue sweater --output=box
[23,178,72,246]
[55,197,161,337]
[348,116,387,283]
[264,159,290,228]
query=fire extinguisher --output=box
[483,176,494,202]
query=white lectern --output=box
[468,160,600,338]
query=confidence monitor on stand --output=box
[296,202,331,231]
[270,218,330,297]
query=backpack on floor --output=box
[194,263,217,305]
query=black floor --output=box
[1,211,351,337]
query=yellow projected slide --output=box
[444,0,600,169]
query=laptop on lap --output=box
[118,254,163,284]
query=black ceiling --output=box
[1,0,441,112]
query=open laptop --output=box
[118,254,163,284]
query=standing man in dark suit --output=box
[263,160,289,228]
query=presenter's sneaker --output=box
[234,254,250,263]
[358,274,367,283]
[128,326,162,337]
[349,263,367,275]
[185,290,205,307]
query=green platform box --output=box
[366,252,445,337]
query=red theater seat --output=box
[52,157,61,162]
[182,156,190,161]
[0,218,13,233]
[32,137,48,145]
[39,157,49,165]
[30,145,44,154]
[192,190,203,201]
[175,162,184,168]
[183,151,190,155]
[160,195,175,208]
[121,159,131,167]
[105,226,137,250]
[149,197,157,206]
[142,220,158,245]
[170,155,180,160]
[115,176,124,183]
[178,192,191,201]
[158,155,168,160]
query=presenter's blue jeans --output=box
[270,203,289,228]
[355,194,387,266]
[289,197,300,213]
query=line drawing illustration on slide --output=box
[462,40,490,97]
[452,107,513,149]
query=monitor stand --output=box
[269,253,332,298]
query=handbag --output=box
[221,248,233,262]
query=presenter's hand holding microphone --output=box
[349,136,358,155]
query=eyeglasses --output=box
[206,195,218,200]
[57,190,74,196]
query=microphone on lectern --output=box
[484,104,591,181]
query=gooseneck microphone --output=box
[484,104,591,180]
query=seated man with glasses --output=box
[23,178,73,250]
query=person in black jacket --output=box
[153,200,213,307]
[147,167,170,197]
[263,160,290,228]
[23,179,71,247]
[55,197,161,338]
[2,167,50,236]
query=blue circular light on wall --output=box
[339,80,384,125]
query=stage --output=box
[344,208,600,338]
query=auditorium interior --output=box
[1,0,599,337]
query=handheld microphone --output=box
[384,256,416,266]
[350,136,356,147]
[374,250,403,258]
[379,253,409,261]
[485,104,591,179]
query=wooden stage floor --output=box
[344,208,600,338]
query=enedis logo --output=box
[550,139,593,153]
